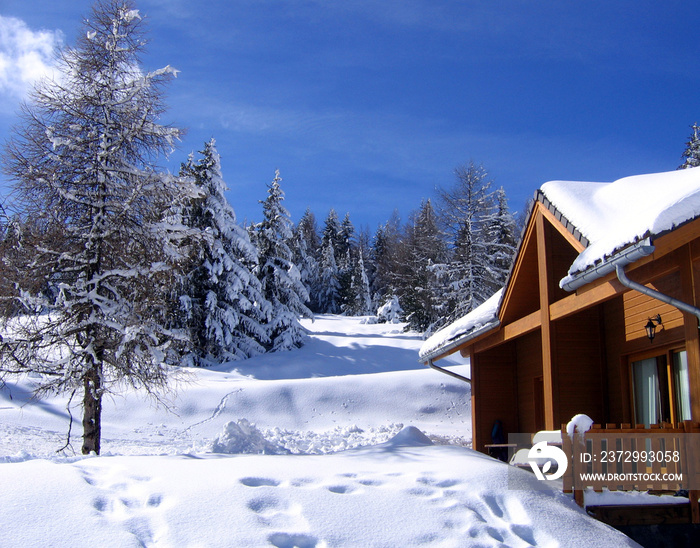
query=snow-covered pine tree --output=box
[318,209,343,314]
[437,162,493,325]
[370,211,402,306]
[177,139,270,366]
[253,170,312,351]
[395,199,447,332]
[336,213,356,313]
[0,0,193,455]
[347,249,373,316]
[482,186,518,296]
[338,212,355,260]
[321,209,343,262]
[377,294,404,323]
[293,208,322,313]
[318,240,341,314]
[679,123,700,169]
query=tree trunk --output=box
[82,363,102,455]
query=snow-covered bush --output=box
[376,296,403,324]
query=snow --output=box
[0,315,638,546]
[419,288,502,361]
[566,413,594,439]
[540,166,700,277]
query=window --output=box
[631,348,691,426]
[632,357,663,426]
[672,350,692,422]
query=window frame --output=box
[628,344,689,426]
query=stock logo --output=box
[527,441,568,481]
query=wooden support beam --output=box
[472,309,541,353]
[679,244,700,425]
[536,212,557,430]
[537,202,587,254]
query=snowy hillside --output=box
[0,315,637,546]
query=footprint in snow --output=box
[326,484,355,494]
[267,532,319,548]
[239,477,281,487]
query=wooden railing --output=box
[561,421,700,525]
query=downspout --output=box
[615,264,700,324]
[427,359,471,384]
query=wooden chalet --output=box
[419,168,700,524]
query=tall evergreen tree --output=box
[679,123,700,169]
[395,199,447,332]
[481,187,518,295]
[177,139,269,366]
[321,209,343,262]
[346,249,373,316]
[371,210,402,306]
[253,170,312,351]
[336,213,356,312]
[0,0,191,454]
[318,240,341,314]
[294,208,322,312]
[438,162,493,324]
[338,212,355,260]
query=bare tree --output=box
[0,0,193,454]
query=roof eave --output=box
[419,320,501,363]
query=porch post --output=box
[536,212,557,430]
[680,244,700,423]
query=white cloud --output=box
[0,16,63,102]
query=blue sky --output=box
[1,1,699,231]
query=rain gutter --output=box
[427,359,471,384]
[419,320,500,365]
[420,320,502,384]
[560,236,700,323]
[560,238,655,292]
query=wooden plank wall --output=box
[622,270,683,342]
[554,308,605,425]
[515,331,543,434]
[473,342,519,452]
[602,268,688,424]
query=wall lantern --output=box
[644,314,663,342]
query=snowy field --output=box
[0,315,638,546]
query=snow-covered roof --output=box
[420,166,700,362]
[419,289,502,362]
[542,166,700,279]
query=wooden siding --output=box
[500,227,540,325]
[553,308,606,424]
[543,218,580,304]
[515,330,543,434]
[621,270,684,342]
[472,342,518,452]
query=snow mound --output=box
[384,426,434,447]
[211,419,285,455]
[211,420,411,455]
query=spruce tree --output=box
[679,123,700,169]
[482,186,518,295]
[347,249,373,316]
[371,211,402,306]
[438,162,493,324]
[178,139,269,365]
[395,199,446,332]
[294,208,322,313]
[318,240,341,314]
[0,0,191,454]
[253,170,312,351]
